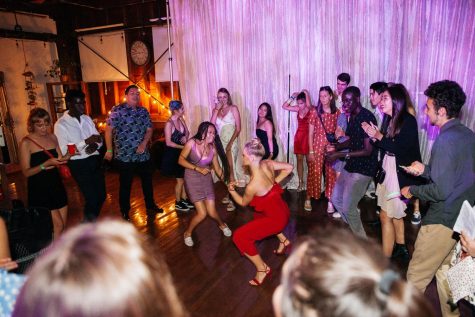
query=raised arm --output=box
[282,92,299,111]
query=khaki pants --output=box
[407,224,458,317]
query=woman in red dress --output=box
[282,90,311,191]
[228,138,293,286]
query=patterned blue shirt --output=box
[0,270,26,316]
[107,103,153,162]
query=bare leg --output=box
[380,210,395,257]
[244,253,271,285]
[204,199,226,229]
[175,178,184,201]
[226,149,235,183]
[180,180,188,200]
[394,217,405,244]
[184,201,207,237]
[51,206,67,239]
[296,154,304,189]
[275,232,290,253]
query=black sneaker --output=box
[182,199,195,209]
[175,200,190,212]
[411,211,421,225]
[147,205,164,215]
[392,244,410,262]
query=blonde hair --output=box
[277,227,433,317]
[27,108,50,132]
[13,220,188,317]
[244,138,265,158]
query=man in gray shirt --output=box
[401,80,475,317]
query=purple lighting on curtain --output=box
[170,0,475,169]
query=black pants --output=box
[117,159,155,215]
[68,155,106,222]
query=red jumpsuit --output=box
[233,184,290,256]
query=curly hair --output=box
[275,227,433,317]
[424,80,466,119]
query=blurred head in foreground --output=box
[13,220,187,317]
[273,227,433,317]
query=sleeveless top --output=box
[215,109,236,134]
[297,111,310,133]
[187,141,215,168]
[170,119,186,145]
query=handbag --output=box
[26,136,72,180]
[375,152,386,184]
[317,113,337,144]
[447,242,475,304]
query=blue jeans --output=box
[331,169,371,238]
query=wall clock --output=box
[130,40,150,66]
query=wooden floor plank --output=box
[5,169,473,317]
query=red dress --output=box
[233,184,290,256]
[294,112,310,154]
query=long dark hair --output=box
[318,86,337,114]
[256,102,275,135]
[383,86,410,138]
[192,121,230,183]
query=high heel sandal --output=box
[273,239,291,255]
[249,266,272,286]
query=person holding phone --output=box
[362,84,423,260]
[20,108,70,239]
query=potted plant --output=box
[45,58,77,82]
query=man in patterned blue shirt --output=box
[105,85,163,220]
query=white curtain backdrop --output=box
[170,0,475,187]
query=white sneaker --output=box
[304,200,312,211]
[327,202,335,214]
[221,224,232,237]
[222,196,230,204]
[226,202,236,212]
[332,211,342,219]
[184,234,194,247]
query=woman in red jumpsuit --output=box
[228,138,293,286]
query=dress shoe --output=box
[147,205,164,215]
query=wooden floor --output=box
[6,169,474,317]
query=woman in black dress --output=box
[256,102,278,160]
[19,108,70,239]
[160,100,193,212]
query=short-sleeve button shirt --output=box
[106,103,152,162]
[344,107,378,177]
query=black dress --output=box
[28,149,68,210]
[160,122,186,178]
[256,129,278,160]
